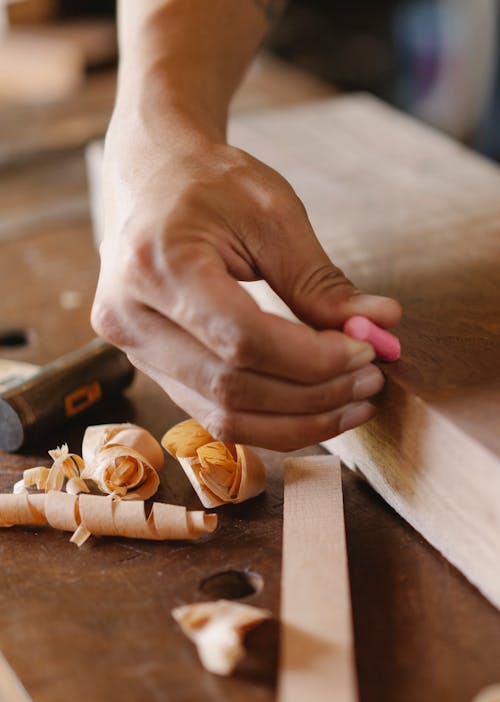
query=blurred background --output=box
[2,0,500,159]
[272,0,500,158]
[1,0,499,219]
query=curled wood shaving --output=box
[0,492,217,546]
[13,480,27,495]
[172,600,271,676]
[22,466,50,491]
[81,423,164,500]
[46,444,84,492]
[66,476,90,495]
[15,454,84,497]
[82,423,164,471]
[162,419,215,458]
[162,420,266,508]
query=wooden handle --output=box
[0,339,135,452]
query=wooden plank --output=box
[278,455,357,702]
[0,71,116,168]
[13,20,117,68]
[0,33,84,104]
[228,95,500,609]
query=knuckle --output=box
[261,187,295,219]
[298,263,350,298]
[161,241,211,281]
[205,410,239,445]
[209,366,244,409]
[119,235,155,287]
[220,328,256,368]
[90,298,131,348]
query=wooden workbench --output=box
[1,86,500,700]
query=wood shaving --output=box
[82,423,164,470]
[15,454,84,496]
[65,476,90,495]
[13,480,27,495]
[46,444,84,492]
[22,466,50,491]
[81,423,164,500]
[172,599,271,676]
[162,420,266,508]
[161,419,215,458]
[0,491,217,546]
[14,424,164,501]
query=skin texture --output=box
[92,0,403,451]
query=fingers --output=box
[125,247,377,384]
[131,363,377,452]
[118,304,385,414]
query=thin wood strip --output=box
[0,652,32,702]
[278,455,358,702]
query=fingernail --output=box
[339,402,374,433]
[353,365,384,400]
[345,340,375,371]
[349,292,398,308]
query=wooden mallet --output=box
[0,338,134,452]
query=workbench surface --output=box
[1,96,499,702]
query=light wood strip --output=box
[278,455,358,702]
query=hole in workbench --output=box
[0,328,30,347]
[199,569,263,600]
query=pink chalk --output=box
[343,315,401,362]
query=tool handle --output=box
[0,338,135,452]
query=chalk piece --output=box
[343,316,401,362]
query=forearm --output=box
[116,0,279,140]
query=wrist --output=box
[115,0,267,142]
[114,56,229,145]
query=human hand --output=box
[92,113,401,451]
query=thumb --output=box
[257,204,402,330]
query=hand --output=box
[92,112,402,451]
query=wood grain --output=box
[229,95,500,610]
[278,455,357,702]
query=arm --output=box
[92,0,402,451]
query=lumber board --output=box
[228,95,500,609]
[13,20,117,68]
[0,71,116,167]
[0,33,84,104]
[278,455,357,702]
